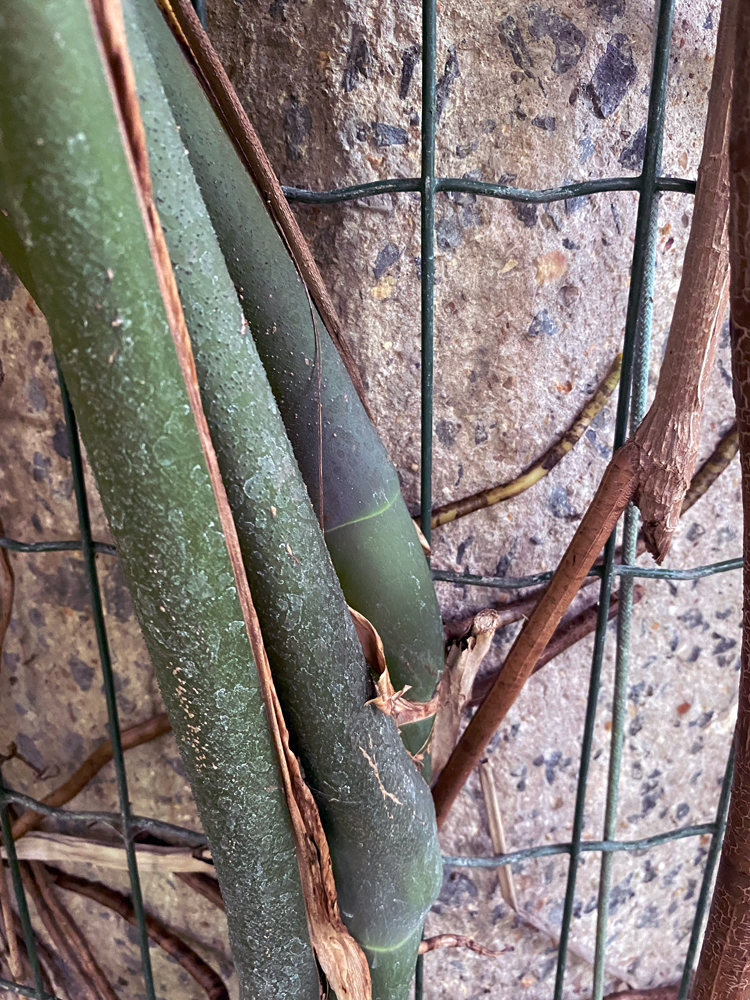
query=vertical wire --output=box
[420,0,437,550]
[677,741,735,998]
[0,771,46,997]
[56,364,157,1000]
[592,211,660,997]
[554,2,675,994]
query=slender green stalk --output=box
[0,4,317,997]
[122,4,442,994]
[142,0,445,766]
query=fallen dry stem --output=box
[479,760,638,987]
[161,0,371,419]
[49,867,229,1000]
[418,934,510,958]
[432,353,622,528]
[20,861,116,1000]
[11,713,171,841]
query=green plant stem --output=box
[0,4,317,996]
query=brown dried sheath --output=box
[690,0,750,996]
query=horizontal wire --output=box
[432,555,742,590]
[0,979,62,1000]
[283,174,696,205]
[442,822,716,869]
[0,537,116,556]
[0,790,206,848]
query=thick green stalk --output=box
[0,4,318,998]
[121,4,443,995]
[139,0,445,766]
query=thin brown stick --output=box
[48,867,229,1000]
[160,0,372,420]
[176,872,225,912]
[432,444,639,826]
[19,862,110,1000]
[468,585,645,707]
[417,934,510,957]
[3,909,59,999]
[0,864,22,982]
[11,713,171,841]
[0,520,14,680]
[31,862,119,1000]
[432,353,622,528]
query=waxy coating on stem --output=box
[0,3,318,996]
[149,0,446,767]
[117,3,443,996]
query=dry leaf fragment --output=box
[352,607,440,725]
[431,610,503,779]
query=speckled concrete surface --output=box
[0,0,741,996]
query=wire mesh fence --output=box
[0,0,739,997]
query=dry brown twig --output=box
[432,0,734,827]
[48,867,229,1000]
[11,712,171,841]
[19,861,117,1000]
[431,353,622,529]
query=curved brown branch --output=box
[431,353,622,529]
[48,867,229,1000]
[417,934,511,957]
[11,713,172,841]
[432,443,639,825]
[20,861,117,1000]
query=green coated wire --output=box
[0,769,46,998]
[442,821,718,868]
[283,174,696,204]
[677,741,735,998]
[593,172,664,999]
[420,0,437,550]
[57,367,157,1000]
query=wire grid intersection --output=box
[0,0,739,997]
